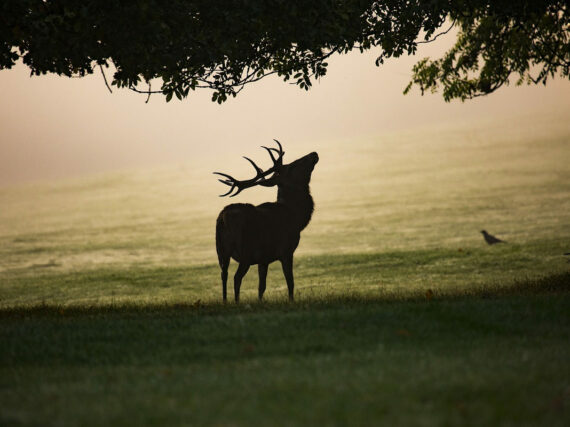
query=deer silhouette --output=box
[214,140,319,302]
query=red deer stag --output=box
[214,140,318,302]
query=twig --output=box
[99,64,113,93]
[145,81,152,103]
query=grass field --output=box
[1,113,569,425]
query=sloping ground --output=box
[1,112,568,307]
[1,112,569,276]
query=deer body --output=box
[215,142,318,302]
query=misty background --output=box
[1,36,570,186]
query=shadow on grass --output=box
[0,271,568,377]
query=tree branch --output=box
[417,20,456,45]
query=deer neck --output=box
[277,185,314,231]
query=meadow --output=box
[1,113,569,425]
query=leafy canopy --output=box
[1,1,568,102]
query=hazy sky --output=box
[1,35,569,184]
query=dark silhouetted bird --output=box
[481,230,506,245]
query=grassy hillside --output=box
[0,113,569,426]
[1,113,568,304]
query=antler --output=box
[214,139,285,197]
[261,139,284,167]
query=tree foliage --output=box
[406,1,570,100]
[1,1,568,102]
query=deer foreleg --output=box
[281,256,295,301]
[221,269,228,302]
[234,263,250,303]
[219,257,230,302]
[258,263,268,300]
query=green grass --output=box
[1,241,568,307]
[1,115,569,425]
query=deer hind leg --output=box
[234,263,250,303]
[258,263,268,301]
[280,256,295,301]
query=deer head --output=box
[214,139,318,197]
